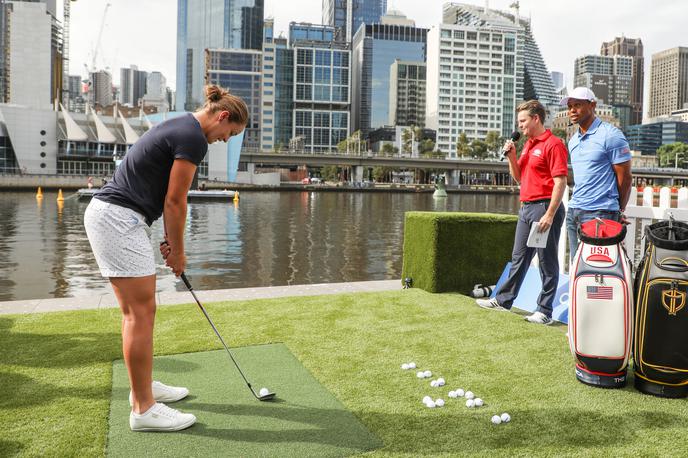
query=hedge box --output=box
[402,212,517,293]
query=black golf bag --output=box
[568,218,633,388]
[633,219,688,398]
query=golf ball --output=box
[423,370,432,378]
[466,399,475,408]
[426,400,436,408]
[465,391,475,400]
[491,415,502,425]
[501,413,511,423]
[474,398,484,407]
[448,391,457,398]
[435,399,445,407]
[437,377,445,386]
[401,363,410,370]
[456,389,465,397]
[417,371,424,378]
[422,395,432,404]
[408,362,417,369]
[430,380,437,387]
[259,388,269,396]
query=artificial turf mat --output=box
[107,344,382,457]
[5,289,688,456]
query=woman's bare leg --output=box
[110,275,157,414]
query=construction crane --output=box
[84,2,111,107]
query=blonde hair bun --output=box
[201,84,249,126]
[205,85,230,102]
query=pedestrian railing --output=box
[559,185,688,272]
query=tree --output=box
[320,165,339,181]
[341,130,366,155]
[551,128,568,143]
[336,139,348,153]
[420,138,435,155]
[381,143,397,156]
[401,126,414,154]
[484,131,502,158]
[657,142,688,168]
[456,133,470,158]
[470,139,488,159]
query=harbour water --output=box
[0,190,520,301]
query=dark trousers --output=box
[566,208,621,264]
[495,201,565,318]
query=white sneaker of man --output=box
[475,297,508,311]
[129,380,189,406]
[129,402,196,432]
[524,311,553,325]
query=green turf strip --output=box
[4,290,688,456]
[107,344,382,457]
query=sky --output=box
[66,0,687,117]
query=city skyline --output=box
[66,0,686,119]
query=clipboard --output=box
[527,222,550,248]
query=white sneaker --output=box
[129,380,189,406]
[129,402,196,432]
[524,311,553,325]
[475,297,508,311]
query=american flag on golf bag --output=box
[587,285,614,300]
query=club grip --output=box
[180,272,193,291]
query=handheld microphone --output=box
[500,131,521,161]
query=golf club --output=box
[168,257,275,401]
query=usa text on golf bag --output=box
[634,219,688,398]
[568,219,633,388]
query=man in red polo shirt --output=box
[476,100,568,325]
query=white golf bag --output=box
[568,218,633,388]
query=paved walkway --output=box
[0,280,401,315]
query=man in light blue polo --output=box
[562,87,632,261]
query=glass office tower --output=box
[351,22,427,133]
[206,49,262,149]
[323,0,387,42]
[290,23,350,153]
[176,0,263,111]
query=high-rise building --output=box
[205,49,262,149]
[290,22,350,153]
[428,3,558,156]
[389,60,426,127]
[260,18,292,151]
[142,71,169,112]
[67,75,81,99]
[176,0,264,111]
[442,3,560,112]
[90,70,113,107]
[0,1,10,103]
[145,72,167,99]
[601,37,644,125]
[625,120,688,156]
[574,54,633,128]
[649,47,688,119]
[66,74,85,112]
[550,71,564,91]
[323,0,387,42]
[351,14,427,133]
[0,1,60,109]
[119,65,148,107]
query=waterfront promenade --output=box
[0,279,400,315]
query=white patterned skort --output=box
[83,198,156,277]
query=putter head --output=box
[257,391,276,401]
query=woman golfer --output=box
[84,85,248,431]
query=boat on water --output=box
[76,188,237,201]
